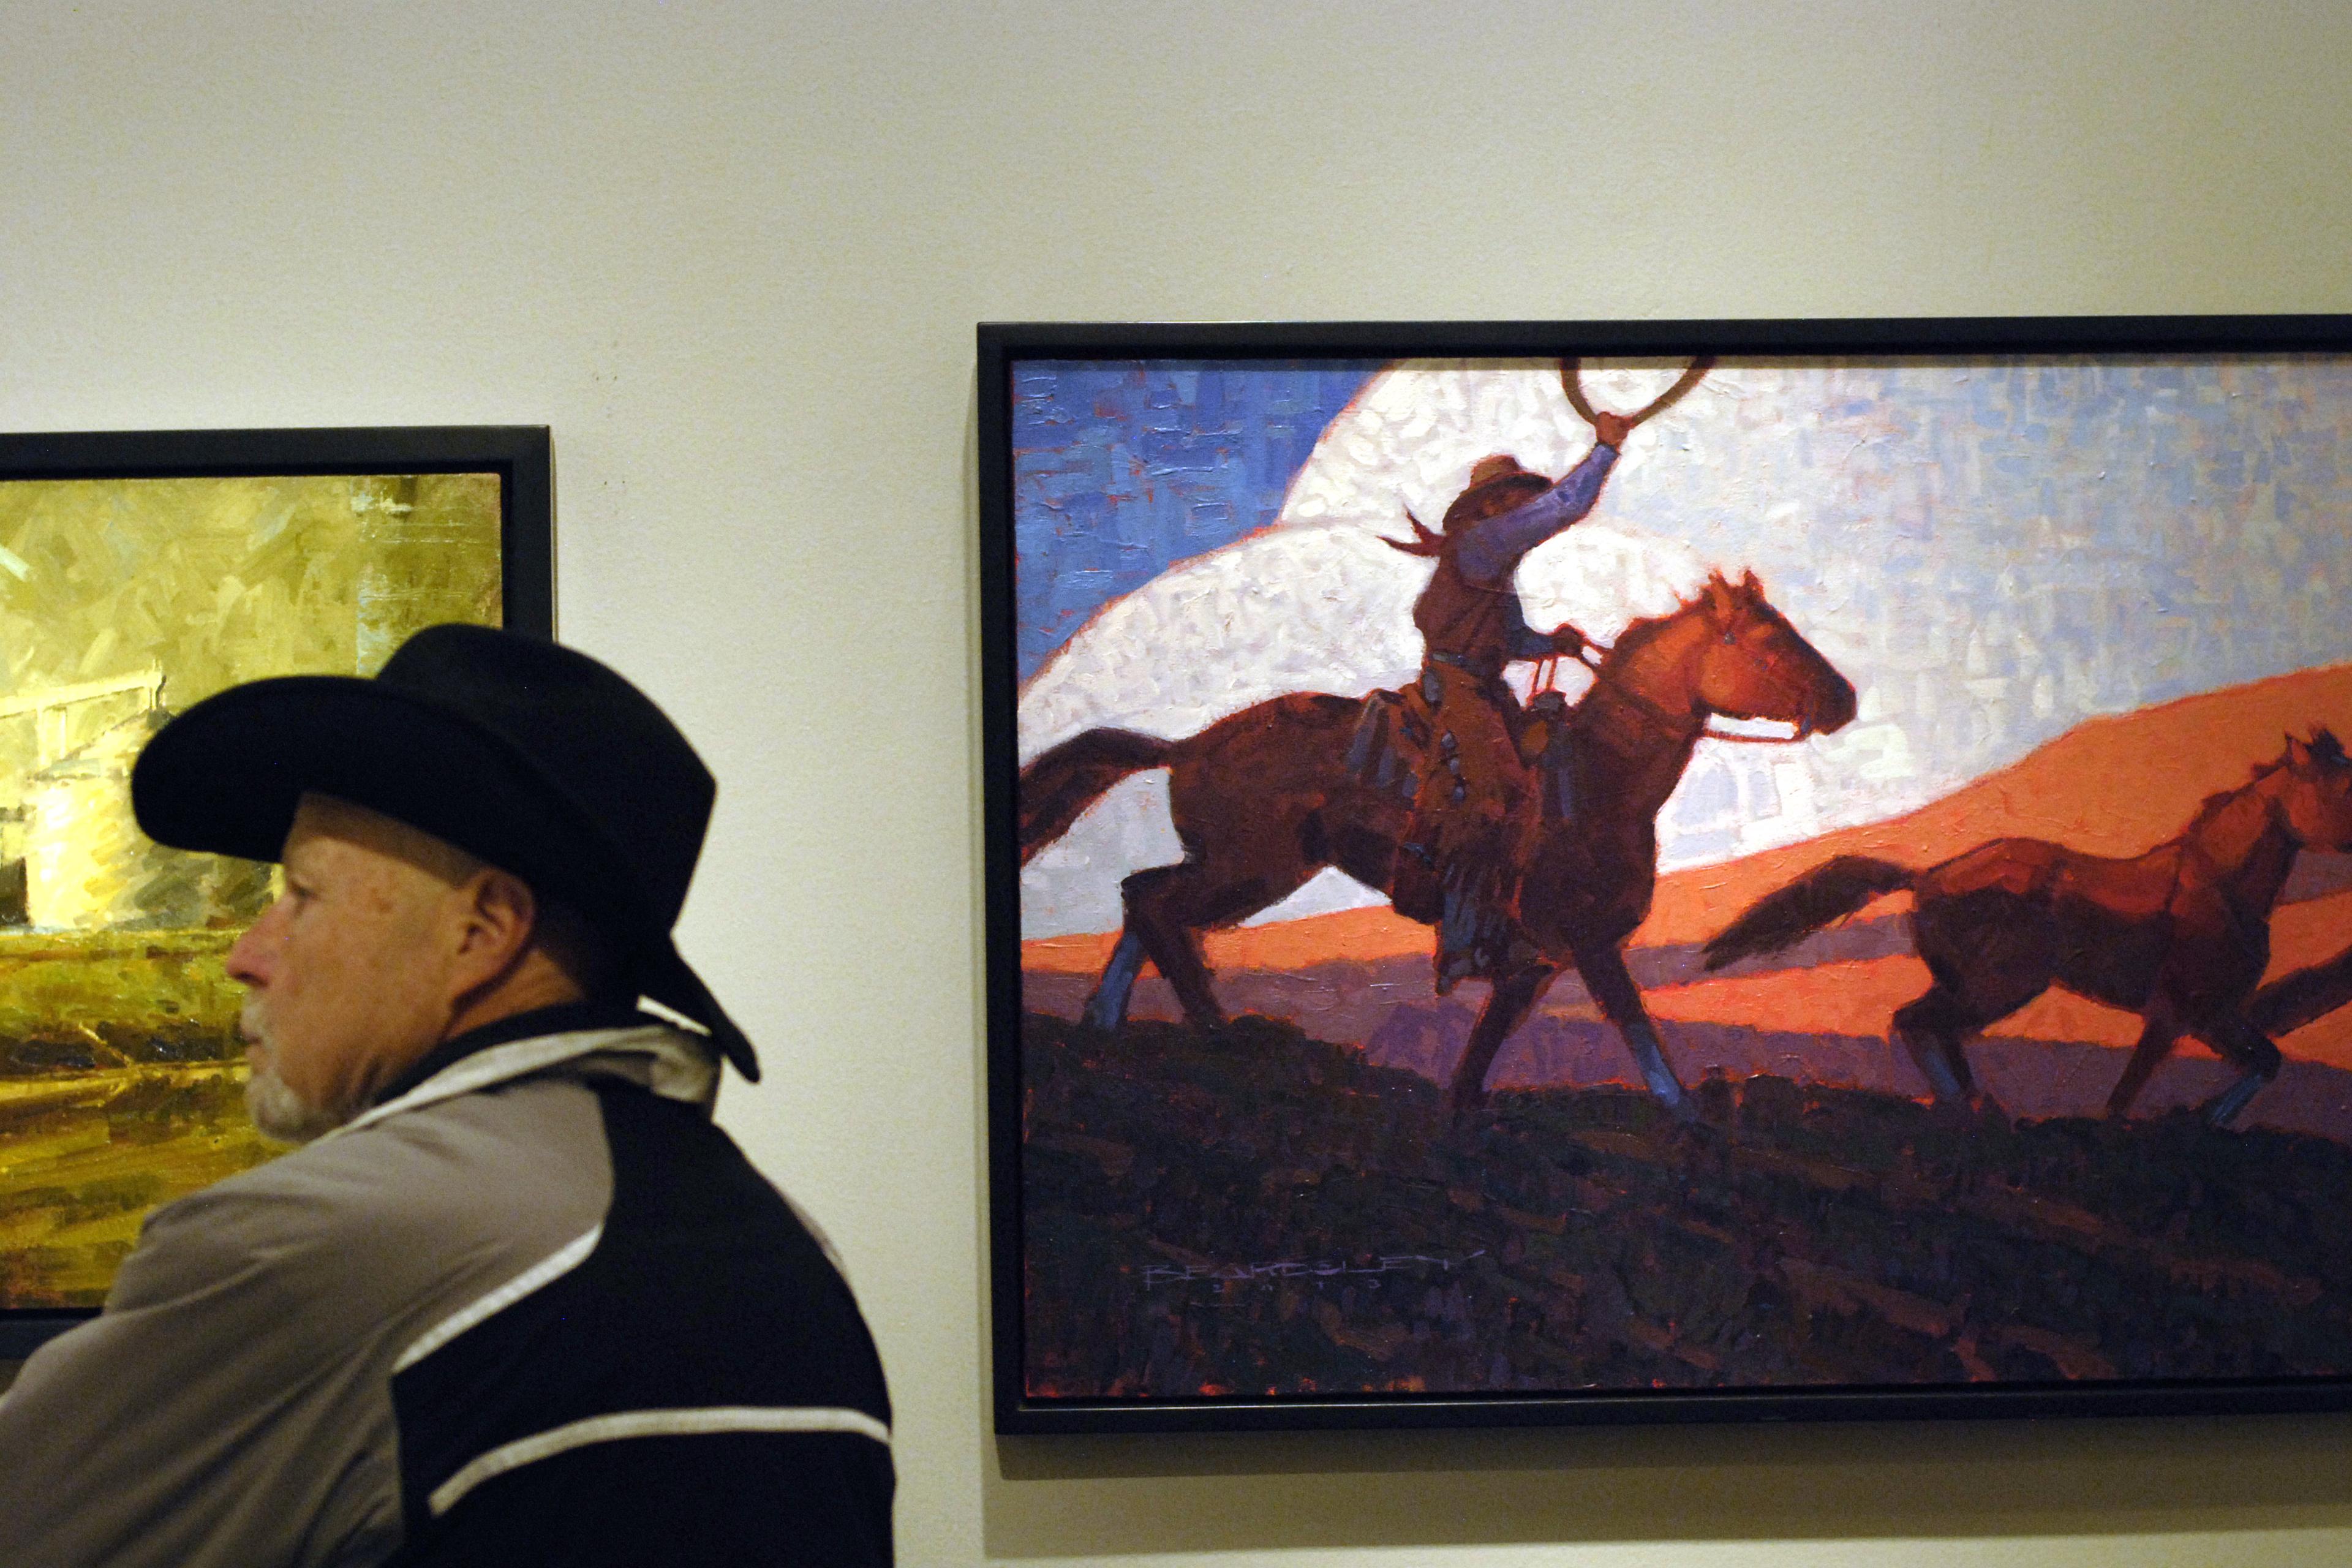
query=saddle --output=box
[1344,686,1579,821]
[1346,681,1583,956]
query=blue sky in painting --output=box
[1011,361,1379,681]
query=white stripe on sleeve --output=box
[429,1406,893,1516]
[394,1226,603,1373]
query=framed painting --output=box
[981,318,2352,1431]
[0,426,551,1357]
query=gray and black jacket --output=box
[0,1005,894,1566]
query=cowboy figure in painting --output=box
[1386,423,1624,989]
[1385,360,1711,992]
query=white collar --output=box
[328,1023,721,1141]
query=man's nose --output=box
[224,914,274,984]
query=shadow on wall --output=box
[984,1412,2352,1555]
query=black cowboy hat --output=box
[129,624,759,1080]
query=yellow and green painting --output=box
[0,473,503,1307]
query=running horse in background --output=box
[1019,571,1857,1121]
[1703,729,2352,1128]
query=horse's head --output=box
[2276,728,2352,851]
[1674,571,1857,740]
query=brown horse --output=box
[1019,571,1857,1120]
[1702,730,2352,1128]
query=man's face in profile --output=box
[224,795,474,1141]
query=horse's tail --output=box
[1702,856,1913,970]
[1017,728,1177,864]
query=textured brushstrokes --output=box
[1012,361,1380,681]
[1008,352,2352,1409]
[0,473,503,1307]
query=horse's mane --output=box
[2184,778,2265,836]
[1599,609,1682,665]
[2179,727,2348,837]
[1597,576,1744,670]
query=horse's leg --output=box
[1571,938,1694,1120]
[1120,858,1309,1033]
[2103,1013,2180,1120]
[1445,963,1556,1119]
[1118,863,1234,1030]
[1891,986,1980,1106]
[2192,1011,2283,1129]
[1901,903,2054,1114]
[1081,929,1151,1031]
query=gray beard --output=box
[244,1060,351,1145]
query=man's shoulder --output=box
[124,1072,612,1311]
[390,1078,894,1555]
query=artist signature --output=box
[1142,1251,1485,1288]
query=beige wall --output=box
[5,2,2350,1561]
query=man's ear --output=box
[451,867,540,989]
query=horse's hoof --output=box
[1443,1089,1489,1124]
[1926,1095,1985,1128]
[2200,1072,2269,1129]
[2201,1096,2247,1130]
[1640,1071,1700,1123]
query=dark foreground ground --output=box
[1019,1011,2352,1401]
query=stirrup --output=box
[1436,952,1476,995]
[1435,867,1496,992]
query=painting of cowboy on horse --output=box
[997,340,2352,1410]
[1020,361,1856,1120]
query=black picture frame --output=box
[982,318,2352,1433]
[0,426,553,1360]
